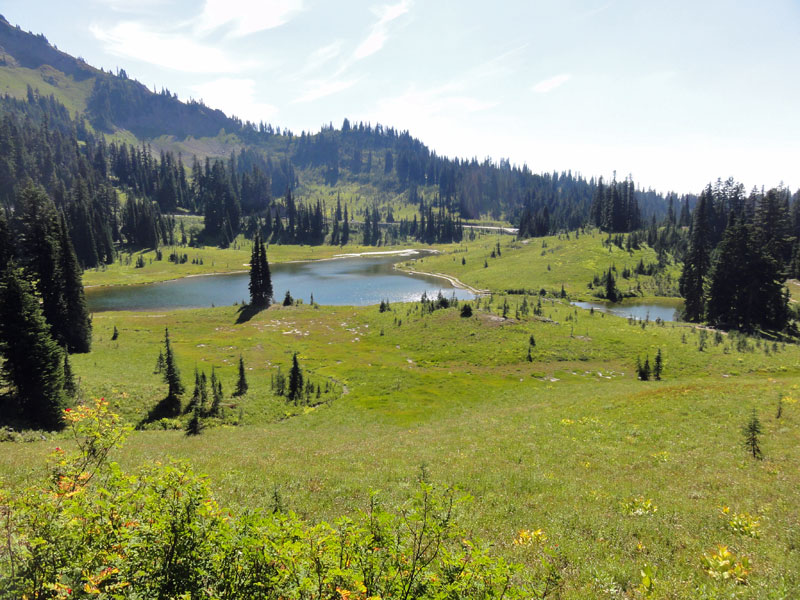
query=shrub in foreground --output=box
[0,399,529,599]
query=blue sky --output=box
[3,0,799,194]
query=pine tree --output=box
[162,327,184,403]
[679,190,712,321]
[743,409,763,460]
[604,269,620,302]
[58,213,92,352]
[63,352,77,398]
[210,367,223,416]
[0,266,67,430]
[154,350,165,374]
[283,290,294,306]
[653,349,663,380]
[248,233,273,307]
[186,396,203,436]
[186,367,202,414]
[233,355,248,396]
[288,352,303,405]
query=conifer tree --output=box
[63,353,77,398]
[154,350,165,374]
[248,233,273,307]
[743,409,763,460]
[162,327,184,403]
[210,367,223,416]
[186,368,202,414]
[653,349,663,380]
[57,213,92,352]
[233,355,248,396]
[680,190,712,321]
[0,266,67,430]
[283,290,294,306]
[288,352,303,405]
[186,396,203,436]
[706,217,788,331]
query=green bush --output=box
[0,399,528,599]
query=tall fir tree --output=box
[248,233,273,306]
[210,367,223,416]
[288,352,303,405]
[0,266,67,430]
[679,189,712,321]
[706,216,788,331]
[162,327,184,403]
[234,355,249,396]
[57,213,92,352]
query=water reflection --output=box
[86,254,474,312]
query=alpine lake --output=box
[85,251,476,312]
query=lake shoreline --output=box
[85,248,435,290]
[393,265,489,296]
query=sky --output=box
[3,0,799,194]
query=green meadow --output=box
[2,233,799,598]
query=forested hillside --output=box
[0,13,676,239]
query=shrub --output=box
[0,399,528,599]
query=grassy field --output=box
[4,231,800,597]
[402,229,682,299]
[2,290,799,597]
[0,64,94,115]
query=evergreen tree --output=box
[57,213,91,352]
[679,189,712,321]
[288,352,303,405]
[0,212,11,267]
[743,408,763,460]
[154,350,165,374]
[186,394,203,436]
[248,233,273,307]
[162,327,184,403]
[186,367,202,414]
[63,352,77,398]
[0,266,67,430]
[210,367,223,416]
[283,290,294,306]
[706,217,788,331]
[604,269,620,302]
[653,349,663,380]
[233,355,248,396]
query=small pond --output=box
[571,299,683,322]
[86,252,475,312]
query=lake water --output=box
[85,252,475,312]
[571,300,682,322]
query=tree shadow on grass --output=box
[236,303,267,324]
[137,394,181,428]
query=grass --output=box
[0,64,94,116]
[3,293,800,597]
[402,229,682,299]
[4,233,800,597]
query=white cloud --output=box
[362,85,496,158]
[294,78,359,103]
[302,41,343,74]
[194,0,303,38]
[91,0,169,13]
[532,73,571,94]
[90,21,256,73]
[353,0,411,60]
[192,78,278,122]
